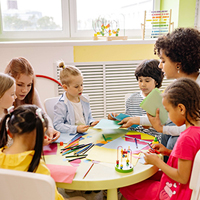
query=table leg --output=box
[107,188,118,200]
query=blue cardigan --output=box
[53,92,94,134]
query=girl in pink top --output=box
[120,78,200,200]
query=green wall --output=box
[160,0,196,28]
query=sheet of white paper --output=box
[139,156,146,164]
[103,137,148,151]
[54,132,76,143]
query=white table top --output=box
[45,128,160,200]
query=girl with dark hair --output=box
[0,104,85,200]
[120,78,200,200]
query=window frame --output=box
[0,0,160,41]
[0,0,70,41]
[69,0,161,39]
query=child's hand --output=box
[48,126,60,142]
[143,152,161,165]
[90,120,99,126]
[77,125,89,133]
[108,113,118,120]
[43,135,51,146]
[151,143,171,156]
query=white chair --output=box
[190,149,200,200]
[0,168,55,200]
[44,96,60,121]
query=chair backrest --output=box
[0,168,55,200]
[190,149,200,200]
[44,96,60,121]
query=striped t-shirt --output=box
[125,91,146,117]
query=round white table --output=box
[45,128,160,200]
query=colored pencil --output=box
[65,154,88,158]
[83,163,94,179]
[79,143,94,155]
[61,143,89,151]
[68,155,87,162]
[75,143,93,155]
[102,134,107,141]
[61,143,91,153]
[63,136,82,148]
[62,148,80,156]
[135,138,138,149]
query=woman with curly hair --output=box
[120,28,200,159]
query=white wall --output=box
[0,42,74,106]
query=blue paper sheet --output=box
[110,113,139,128]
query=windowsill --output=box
[0,38,157,47]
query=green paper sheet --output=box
[139,88,168,124]
[93,118,122,129]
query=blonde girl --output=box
[5,57,60,145]
[0,73,16,119]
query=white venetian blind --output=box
[55,61,174,120]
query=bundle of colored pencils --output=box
[60,137,94,162]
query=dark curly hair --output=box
[163,78,200,126]
[154,28,200,75]
[135,59,164,88]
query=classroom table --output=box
[45,128,160,200]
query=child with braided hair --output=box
[120,78,200,200]
[0,104,85,200]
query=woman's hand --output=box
[90,120,99,126]
[147,108,163,133]
[118,117,140,128]
[77,125,89,133]
[108,113,118,120]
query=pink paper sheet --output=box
[43,143,58,155]
[46,164,77,183]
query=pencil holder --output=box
[115,146,133,173]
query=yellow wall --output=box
[74,1,196,63]
[74,44,158,62]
